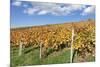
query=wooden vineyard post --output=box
[76,50,77,62]
[40,42,42,59]
[19,41,23,56]
[70,26,74,63]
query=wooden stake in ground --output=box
[19,41,23,56]
[70,27,74,63]
[40,42,42,59]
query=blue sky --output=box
[10,0,95,28]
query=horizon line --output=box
[10,19,95,29]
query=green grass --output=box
[10,46,95,67]
[11,46,70,67]
[11,46,41,67]
[41,49,70,64]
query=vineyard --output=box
[10,19,95,66]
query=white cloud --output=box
[12,1,22,6]
[81,6,95,16]
[69,5,86,10]
[24,8,39,15]
[38,10,48,15]
[23,2,86,16]
[12,1,95,16]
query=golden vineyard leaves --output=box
[11,20,95,55]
